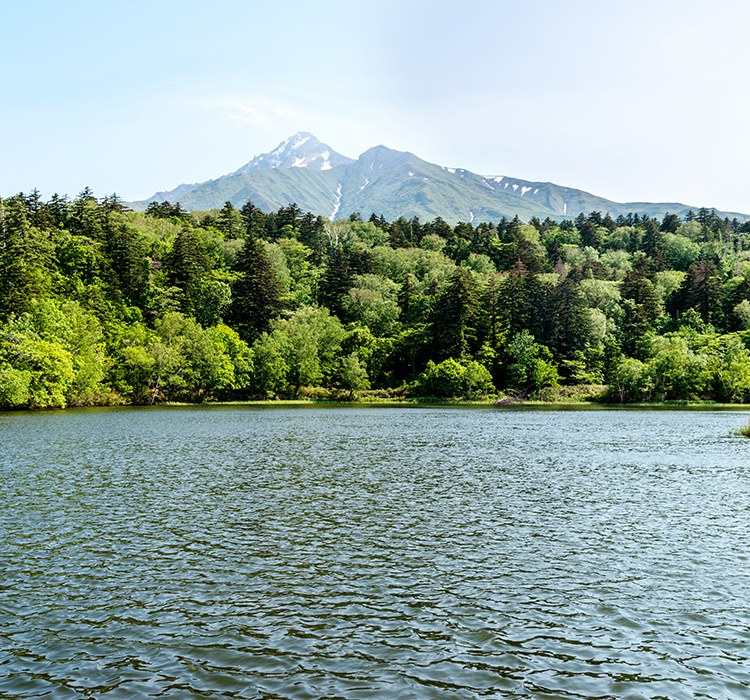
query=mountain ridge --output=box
[131,133,749,223]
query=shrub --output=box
[413,358,494,399]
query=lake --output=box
[2,405,750,698]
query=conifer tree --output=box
[579,219,601,249]
[670,260,723,326]
[620,255,660,357]
[165,228,211,318]
[298,213,327,263]
[642,219,664,259]
[68,188,105,242]
[0,196,53,318]
[545,277,592,359]
[228,233,284,341]
[661,213,681,234]
[217,201,240,239]
[496,260,547,341]
[240,200,267,239]
[276,203,303,232]
[104,212,148,308]
[431,267,485,360]
[317,246,354,318]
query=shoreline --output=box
[4,396,750,413]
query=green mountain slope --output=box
[131,137,749,223]
[159,167,340,214]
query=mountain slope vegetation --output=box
[132,133,749,224]
[4,187,750,409]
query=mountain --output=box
[143,132,354,205]
[132,133,748,223]
[228,132,354,174]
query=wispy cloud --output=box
[209,97,298,127]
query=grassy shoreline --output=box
[149,396,750,410]
[5,390,750,413]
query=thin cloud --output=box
[210,98,298,127]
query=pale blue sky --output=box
[3,0,750,214]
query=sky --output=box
[3,0,750,214]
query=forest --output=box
[3,188,750,409]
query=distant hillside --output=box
[131,133,749,223]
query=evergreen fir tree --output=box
[496,260,547,342]
[228,233,284,341]
[546,277,592,359]
[0,196,53,318]
[431,267,485,360]
[670,260,723,326]
[240,200,266,239]
[165,228,211,318]
[104,212,148,308]
[317,246,354,318]
[217,201,240,239]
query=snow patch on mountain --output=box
[330,184,343,219]
[229,132,354,177]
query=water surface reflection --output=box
[1,406,749,698]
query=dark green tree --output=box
[104,213,149,308]
[240,200,267,239]
[146,200,189,221]
[317,246,354,318]
[431,267,485,360]
[642,218,664,260]
[620,255,660,357]
[545,277,592,360]
[669,260,724,327]
[298,213,327,263]
[0,197,54,318]
[495,260,547,341]
[661,213,681,233]
[68,188,106,242]
[164,229,211,318]
[579,219,601,249]
[228,234,284,341]
[276,203,303,232]
[217,201,241,239]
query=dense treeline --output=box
[3,188,750,408]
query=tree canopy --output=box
[3,190,750,407]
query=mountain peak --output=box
[229,132,354,176]
[133,133,748,224]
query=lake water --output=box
[2,405,750,699]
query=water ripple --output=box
[1,406,750,698]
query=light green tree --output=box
[251,331,288,397]
[342,274,401,335]
[505,330,559,394]
[645,335,709,401]
[266,306,346,391]
[339,352,370,398]
[413,357,494,399]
